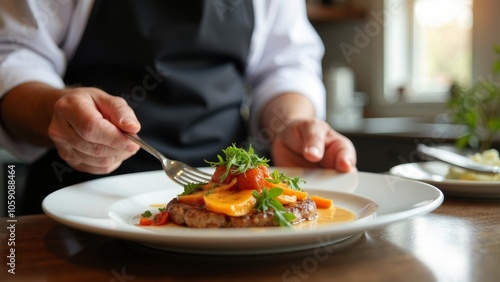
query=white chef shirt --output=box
[0,0,325,162]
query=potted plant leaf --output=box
[447,45,500,152]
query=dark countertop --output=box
[333,117,499,173]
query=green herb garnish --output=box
[205,144,269,182]
[252,188,296,227]
[204,183,219,196]
[141,207,166,218]
[267,170,305,191]
[141,210,152,218]
[179,182,206,196]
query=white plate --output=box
[389,161,500,198]
[42,168,443,255]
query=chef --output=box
[0,0,357,214]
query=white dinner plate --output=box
[42,168,443,255]
[389,161,500,198]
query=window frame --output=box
[384,0,472,104]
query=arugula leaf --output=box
[267,170,305,191]
[204,183,219,196]
[205,144,269,182]
[252,188,296,228]
[179,182,206,196]
[286,176,305,191]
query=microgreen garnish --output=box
[179,182,206,196]
[267,170,305,191]
[252,188,296,227]
[204,184,218,196]
[205,144,269,182]
[141,210,152,218]
[141,207,166,218]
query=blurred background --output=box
[2,0,500,214]
[308,0,500,171]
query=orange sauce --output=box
[143,203,355,229]
[293,206,355,229]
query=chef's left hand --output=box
[270,118,357,172]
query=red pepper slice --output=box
[139,217,153,226]
[153,210,169,226]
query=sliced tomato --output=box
[258,165,271,178]
[237,167,266,191]
[211,166,237,184]
[139,217,153,226]
[153,210,169,226]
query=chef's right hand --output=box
[48,87,141,174]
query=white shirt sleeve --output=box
[0,0,325,161]
[0,0,91,162]
[246,0,326,136]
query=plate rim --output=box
[389,161,500,186]
[42,169,444,254]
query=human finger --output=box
[321,132,357,172]
[54,89,138,151]
[93,93,141,133]
[50,121,138,173]
[296,119,330,162]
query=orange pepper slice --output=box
[204,189,256,217]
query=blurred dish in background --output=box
[389,161,500,198]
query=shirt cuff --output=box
[0,49,66,95]
[0,49,64,162]
[248,67,326,138]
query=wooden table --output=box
[1,197,499,282]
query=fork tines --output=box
[173,167,212,186]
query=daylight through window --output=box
[384,0,473,103]
[411,0,473,101]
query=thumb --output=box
[119,116,141,133]
[94,94,141,133]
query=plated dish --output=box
[389,161,500,198]
[155,145,338,229]
[42,168,443,255]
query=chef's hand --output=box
[270,118,357,172]
[48,87,140,174]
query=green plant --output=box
[447,46,500,152]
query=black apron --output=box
[20,0,254,214]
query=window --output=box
[384,0,473,103]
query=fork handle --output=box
[417,144,500,174]
[124,133,166,162]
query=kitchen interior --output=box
[1,0,500,210]
[308,0,500,172]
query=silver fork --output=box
[417,144,500,174]
[124,133,213,186]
